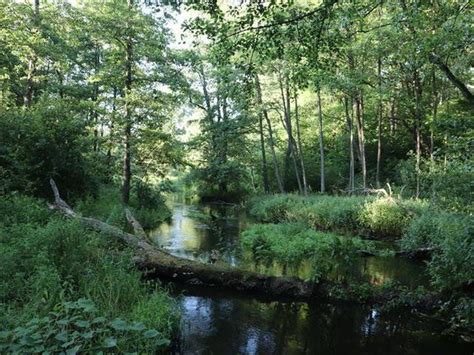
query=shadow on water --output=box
[151,202,473,354]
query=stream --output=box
[151,202,473,354]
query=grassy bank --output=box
[248,194,429,238]
[0,193,179,353]
[244,194,474,333]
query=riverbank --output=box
[0,192,179,353]
[243,194,474,339]
[151,200,473,353]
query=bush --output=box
[401,212,474,290]
[398,157,473,213]
[0,194,52,227]
[288,195,366,233]
[248,194,305,223]
[0,100,101,199]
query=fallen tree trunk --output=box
[357,247,436,261]
[48,179,316,300]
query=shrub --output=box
[401,212,474,290]
[288,195,366,233]
[76,184,171,231]
[0,194,52,227]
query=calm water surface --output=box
[151,202,473,354]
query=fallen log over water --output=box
[48,179,316,300]
[357,247,436,261]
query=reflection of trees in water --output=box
[169,202,465,354]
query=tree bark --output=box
[317,87,325,193]
[24,0,40,107]
[122,0,134,204]
[414,69,422,198]
[429,53,474,105]
[354,91,366,188]
[430,68,438,162]
[294,89,308,195]
[264,110,285,193]
[376,57,383,188]
[278,70,302,193]
[255,76,270,193]
[344,96,355,191]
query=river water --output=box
[151,202,473,354]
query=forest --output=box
[0,0,473,353]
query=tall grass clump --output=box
[359,198,429,238]
[248,194,305,223]
[249,194,430,239]
[0,194,179,352]
[287,195,367,233]
[242,223,375,282]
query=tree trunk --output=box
[278,71,302,193]
[344,96,355,191]
[48,179,440,303]
[122,0,133,204]
[429,53,474,105]
[414,69,422,198]
[265,110,285,193]
[24,0,40,107]
[376,57,383,188]
[430,68,438,162]
[354,91,366,188]
[294,89,308,195]
[317,87,325,193]
[255,76,270,193]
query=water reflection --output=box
[152,202,473,354]
[151,203,428,285]
[172,286,472,354]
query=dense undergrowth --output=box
[248,194,429,238]
[242,223,377,282]
[76,182,171,231]
[244,194,474,334]
[0,194,179,353]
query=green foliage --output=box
[242,223,374,282]
[398,157,473,213]
[0,102,100,198]
[0,194,51,227]
[249,194,305,223]
[76,184,171,231]
[359,198,428,238]
[288,195,367,234]
[249,194,429,238]
[0,298,170,353]
[0,194,179,350]
[401,212,474,290]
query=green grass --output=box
[0,193,179,352]
[249,194,430,238]
[241,223,376,282]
